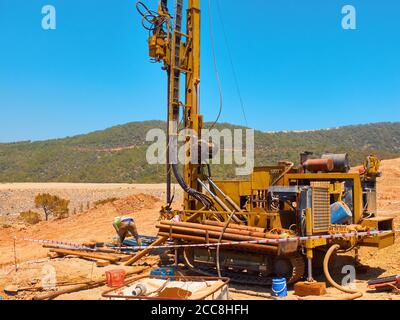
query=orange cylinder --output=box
[303,158,334,172]
[203,220,266,233]
[159,221,280,239]
[157,232,278,254]
[156,224,273,243]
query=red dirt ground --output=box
[0,158,399,300]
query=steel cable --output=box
[207,0,223,130]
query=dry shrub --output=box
[19,211,41,225]
[35,193,70,221]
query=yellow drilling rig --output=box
[134,0,396,285]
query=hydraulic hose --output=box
[323,244,363,299]
[172,164,213,209]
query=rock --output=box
[4,285,19,296]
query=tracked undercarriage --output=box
[183,247,305,285]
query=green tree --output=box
[35,193,70,221]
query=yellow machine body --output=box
[212,167,395,250]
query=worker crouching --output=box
[113,216,142,247]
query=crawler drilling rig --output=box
[135,0,396,285]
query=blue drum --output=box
[330,201,353,224]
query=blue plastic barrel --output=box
[272,277,288,297]
[330,201,353,224]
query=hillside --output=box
[0,121,400,183]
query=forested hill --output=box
[0,121,399,183]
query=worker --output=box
[113,216,142,247]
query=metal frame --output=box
[102,275,230,300]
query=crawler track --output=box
[183,248,305,286]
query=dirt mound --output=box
[350,158,400,221]
[0,193,163,267]
[111,194,160,213]
[377,158,400,219]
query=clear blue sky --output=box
[0,0,399,142]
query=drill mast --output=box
[142,0,204,210]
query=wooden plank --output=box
[43,244,129,255]
[48,252,63,259]
[50,249,120,263]
[32,266,149,300]
[124,236,168,266]
[96,261,111,267]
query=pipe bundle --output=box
[156,220,279,254]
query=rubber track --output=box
[184,249,305,286]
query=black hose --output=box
[172,164,213,209]
[136,1,167,32]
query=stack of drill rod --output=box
[156,220,280,254]
[368,275,400,291]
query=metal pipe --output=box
[125,237,168,266]
[202,179,241,278]
[307,258,313,282]
[156,224,275,243]
[159,221,280,239]
[174,249,178,268]
[197,179,241,223]
[305,208,314,282]
[125,210,206,266]
[203,220,266,233]
[197,179,228,210]
[207,178,242,212]
[216,212,235,277]
[158,232,279,254]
